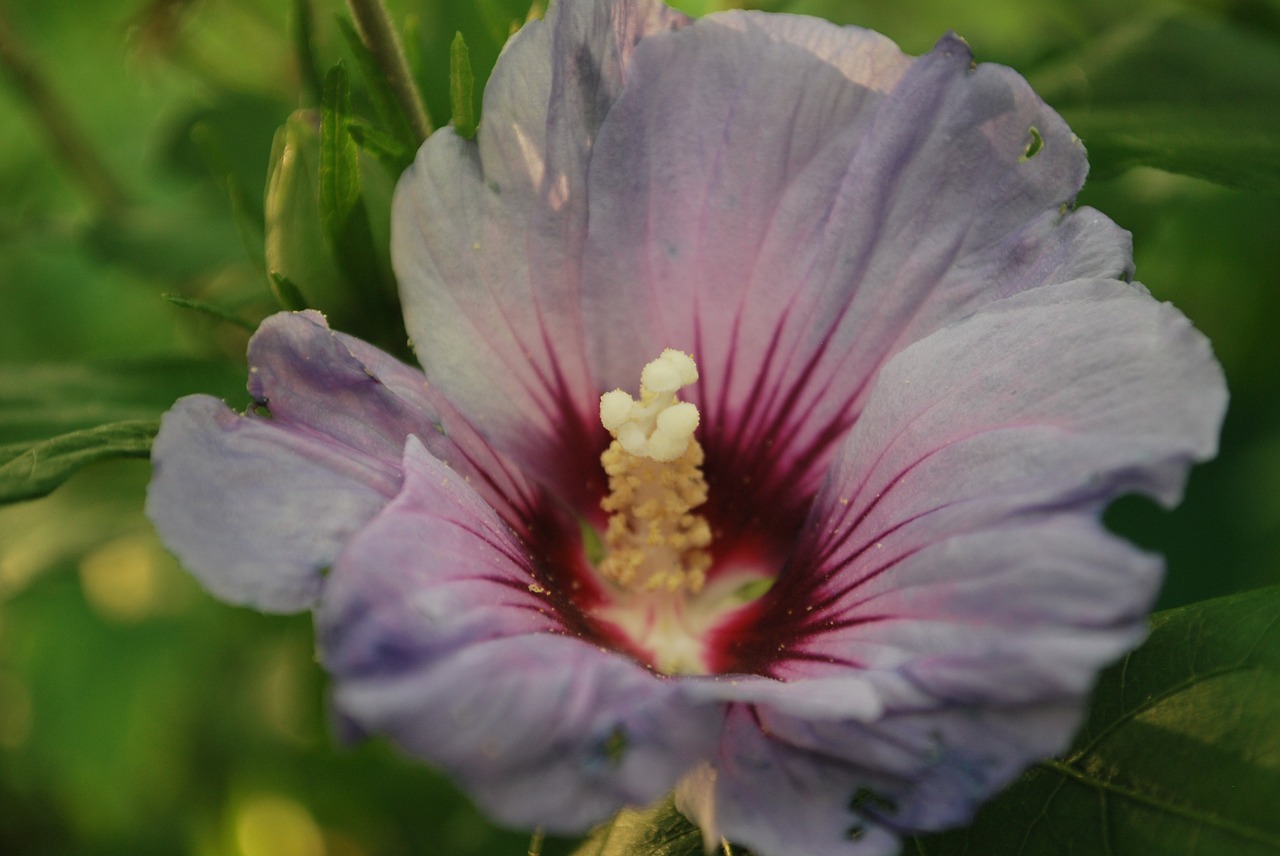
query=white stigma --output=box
[599,349,700,462]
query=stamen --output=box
[597,350,712,594]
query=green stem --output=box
[343,0,432,142]
[0,2,129,215]
[527,826,545,856]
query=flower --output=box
[146,0,1227,853]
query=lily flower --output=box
[147,0,1227,853]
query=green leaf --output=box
[0,420,158,503]
[348,119,416,175]
[450,31,477,139]
[319,63,388,288]
[0,360,243,502]
[571,798,709,856]
[268,272,311,312]
[320,63,362,241]
[336,16,419,167]
[1032,16,1280,191]
[915,586,1280,855]
[161,294,256,330]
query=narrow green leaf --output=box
[0,421,158,503]
[318,62,386,298]
[916,586,1280,855]
[1032,16,1280,191]
[320,63,361,239]
[336,15,419,163]
[268,272,310,312]
[348,119,415,175]
[450,31,477,139]
[0,360,243,502]
[161,294,256,331]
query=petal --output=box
[251,311,541,526]
[722,278,1224,676]
[706,699,1081,855]
[581,20,1133,514]
[391,0,690,503]
[147,394,393,611]
[148,311,538,611]
[702,278,1225,848]
[320,438,721,832]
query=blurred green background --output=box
[0,0,1276,854]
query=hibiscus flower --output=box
[147,0,1226,853]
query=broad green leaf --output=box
[450,31,478,139]
[571,798,710,856]
[0,420,158,503]
[0,360,243,502]
[915,585,1280,855]
[1031,16,1280,191]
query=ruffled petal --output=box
[701,698,1080,855]
[580,19,1133,513]
[148,311,539,611]
[320,438,721,831]
[701,278,1225,849]
[391,0,690,504]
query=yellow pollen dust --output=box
[598,349,713,594]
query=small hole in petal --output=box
[850,785,899,816]
[1020,126,1044,162]
[603,726,628,768]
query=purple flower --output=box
[147,0,1227,853]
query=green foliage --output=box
[1,0,1279,854]
[320,63,365,256]
[0,361,242,503]
[916,586,1280,855]
[161,295,257,331]
[0,421,157,504]
[1032,16,1280,192]
[337,16,420,171]
[268,271,312,312]
[315,60,406,353]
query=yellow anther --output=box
[598,349,701,463]
[597,350,712,595]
